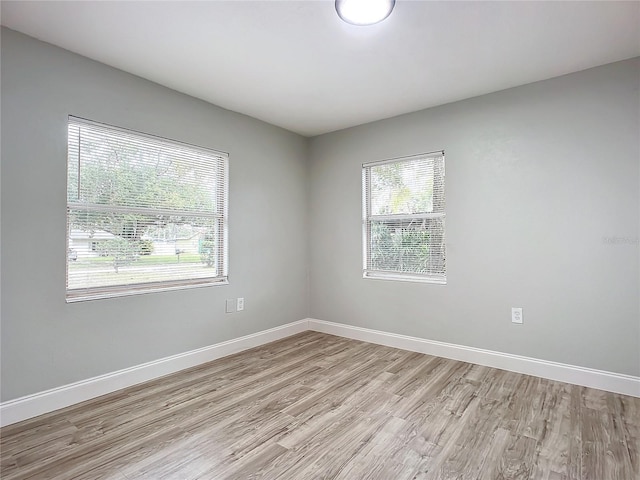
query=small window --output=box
[362,151,446,284]
[66,116,228,302]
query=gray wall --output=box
[309,58,640,376]
[1,28,309,401]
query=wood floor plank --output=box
[529,385,574,480]
[2,331,638,480]
[495,434,538,480]
[423,396,505,480]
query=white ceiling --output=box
[2,1,639,137]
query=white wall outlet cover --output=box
[512,307,523,324]
[237,298,245,311]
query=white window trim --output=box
[362,151,446,285]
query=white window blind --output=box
[66,116,228,302]
[362,151,446,284]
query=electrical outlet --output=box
[237,297,245,311]
[512,307,523,324]
[226,299,235,313]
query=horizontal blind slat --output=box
[68,203,224,219]
[367,212,445,221]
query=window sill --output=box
[66,278,228,303]
[363,271,446,285]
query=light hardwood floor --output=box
[1,331,638,480]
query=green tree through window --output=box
[363,152,446,283]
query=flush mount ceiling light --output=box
[335,0,395,26]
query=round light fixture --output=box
[335,0,395,26]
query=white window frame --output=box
[362,151,446,284]
[66,116,229,302]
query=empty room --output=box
[1,1,639,479]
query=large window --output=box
[66,116,228,302]
[362,151,446,284]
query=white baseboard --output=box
[308,318,640,398]
[0,319,309,427]
[3,317,638,427]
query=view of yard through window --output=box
[66,117,228,300]
[363,152,446,283]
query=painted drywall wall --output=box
[0,28,309,401]
[309,58,640,376]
